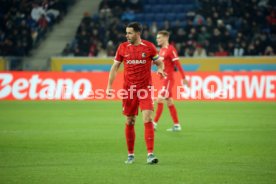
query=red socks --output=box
[125,124,135,154]
[125,122,155,154]
[144,122,154,154]
[168,104,179,124]
[154,103,164,123]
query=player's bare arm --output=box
[106,61,121,96]
[175,60,190,87]
[154,58,167,78]
[182,78,190,87]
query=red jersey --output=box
[114,40,159,89]
[159,45,185,79]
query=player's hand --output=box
[106,87,113,97]
[157,69,167,78]
[182,79,190,88]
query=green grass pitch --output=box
[0,101,275,184]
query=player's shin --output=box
[125,123,135,155]
[154,103,164,123]
[144,122,154,154]
[168,104,179,124]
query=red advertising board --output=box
[0,72,275,101]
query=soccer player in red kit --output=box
[106,22,166,164]
[153,30,189,131]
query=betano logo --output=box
[0,74,92,100]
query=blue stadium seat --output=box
[156,21,164,28]
[165,5,173,11]
[165,13,176,21]
[144,13,155,21]
[173,5,183,13]
[144,5,152,13]
[158,0,167,4]
[185,0,196,4]
[134,13,144,21]
[154,5,164,13]
[147,0,157,5]
[183,4,195,11]
[154,13,165,22]
[169,0,178,4]
[177,13,186,21]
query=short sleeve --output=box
[114,44,123,63]
[170,46,179,62]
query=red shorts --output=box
[159,78,175,98]
[122,88,154,116]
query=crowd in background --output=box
[61,0,138,57]
[62,0,276,57]
[0,0,75,56]
[182,0,276,57]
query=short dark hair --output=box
[157,30,170,37]
[127,22,143,33]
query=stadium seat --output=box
[147,0,157,5]
[183,4,196,11]
[144,13,155,21]
[134,13,144,21]
[158,0,167,4]
[154,5,164,13]
[164,5,173,12]
[169,0,178,4]
[156,21,164,28]
[144,5,152,13]
[155,13,165,22]
[165,13,176,21]
[173,5,184,13]
[177,13,186,21]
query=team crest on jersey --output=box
[142,52,146,58]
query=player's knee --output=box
[167,98,174,106]
[157,98,164,103]
[126,116,135,125]
[143,116,152,123]
[142,110,153,122]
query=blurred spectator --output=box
[42,0,60,20]
[193,44,207,57]
[193,14,206,26]
[128,0,142,12]
[31,3,48,22]
[264,46,275,56]
[99,0,112,18]
[197,26,210,46]
[63,0,276,57]
[266,9,276,33]
[244,43,258,56]
[214,45,229,57]
[0,0,74,57]
[62,43,73,56]
[106,40,115,56]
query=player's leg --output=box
[166,98,181,131]
[142,110,158,164]
[123,95,139,164]
[153,79,170,130]
[125,115,136,164]
[153,97,164,130]
[139,89,158,164]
